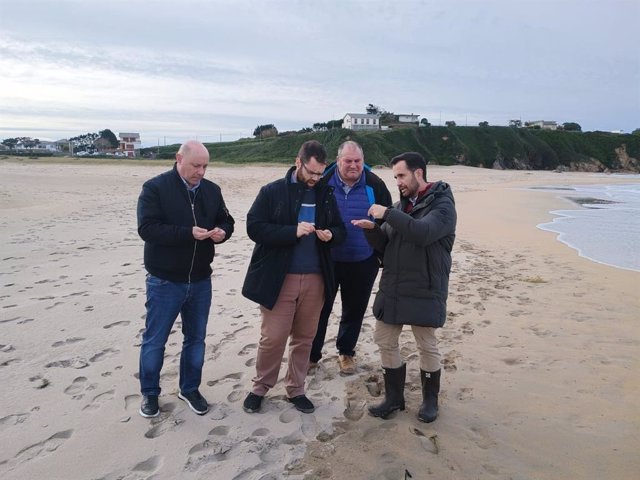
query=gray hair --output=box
[337,140,364,160]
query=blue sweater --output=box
[328,171,375,262]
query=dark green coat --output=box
[365,181,456,328]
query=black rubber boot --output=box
[368,363,406,419]
[418,369,441,423]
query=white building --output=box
[36,140,62,152]
[397,114,420,123]
[118,132,142,157]
[343,113,380,131]
[526,120,558,130]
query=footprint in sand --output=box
[90,348,120,363]
[238,343,257,356]
[64,376,90,397]
[0,317,21,325]
[502,357,523,366]
[208,403,231,421]
[226,384,244,403]
[0,413,30,432]
[52,337,85,348]
[0,429,73,470]
[144,403,181,439]
[410,426,439,454]
[124,394,141,412]
[461,322,474,335]
[28,375,50,389]
[103,321,130,329]
[279,409,297,424]
[184,440,232,472]
[343,400,366,421]
[457,387,474,401]
[207,372,244,387]
[132,455,163,473]
[468,424,496,449]
[209,425,230,436]
[364,374,382,397]
[82,390,115,411]
[472,302,485,314]
[442,350,461,372]
[94,455,163,480]
[45,301,64,310]
[0,357,19,367]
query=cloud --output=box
[1,0,638,144]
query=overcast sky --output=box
[1,0,638,146]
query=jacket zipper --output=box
[188,189,199,284]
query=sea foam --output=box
[535,180,640,272]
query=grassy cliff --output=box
[146,127,640,171]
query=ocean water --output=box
[535,180,640,272]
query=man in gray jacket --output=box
[353,152,456,423]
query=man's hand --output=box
[193,226,226,242]
[297,221,316,238]
[209,227,226,243]
[192,226,212,240]
[315,229,333,242]
[368,204,388,220]
[351,219,376,230]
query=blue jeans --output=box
[139,274,212,396]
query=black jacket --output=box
[365,181,456,328]
[137,164,235,282]
[242,166,347,310]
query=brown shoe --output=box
[338,355,356,375]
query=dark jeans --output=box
[310,254,380,362]
[139,274,211,396]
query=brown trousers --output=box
[252,273,324,398]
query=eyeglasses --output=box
[301,162,325,178]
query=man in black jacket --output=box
[242,140,346,414]
[137,140,234,418]
[354,152,456,423]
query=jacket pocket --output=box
[372,291,384,320]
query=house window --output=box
[366,119,370,124]
[373,119,377,124]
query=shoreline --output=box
[532,183,640,273]
[1,163,638,479]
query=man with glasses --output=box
[242,140,346,414]
[310,141,392,375]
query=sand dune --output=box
[1,160,638,479]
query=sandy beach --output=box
[1,159,638,480]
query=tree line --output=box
[1,129,120,153]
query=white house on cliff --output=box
[343,113,380,131]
